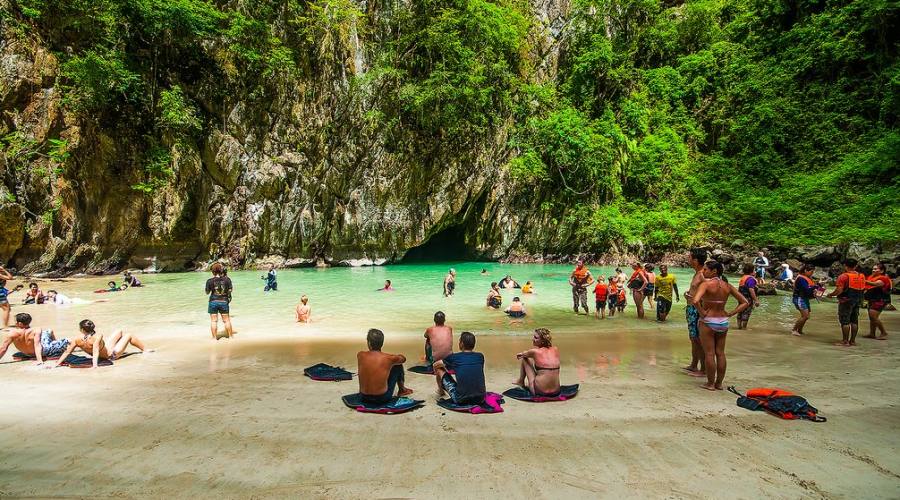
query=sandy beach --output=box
[1,270,899,499]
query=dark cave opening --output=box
[401,223,479,262]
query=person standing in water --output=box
[379,280,394,291]
[424,311,453,365]
[754,251,769,281]
[0,266,13,327]
[654,265,679,322]
[206,262,233,340]
[568,260,594,315]
[644,264,656,310]
[627,263,649,319]
[864,262,891,340]
[736,263,760,330]
[791,265,818,336]
[296,295,311,323]
[486,282,502,309]
[827,258,866,347]
[606,276,619,317]
[684,248,708,376]
[691,260,749,391]
[593,276,608,319]
[262,264,278,291]
[443,268,456,297]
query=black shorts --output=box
[596,298,607,310]
[441,373,484,405]
[838,298,861,325]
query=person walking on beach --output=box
[357,329,413,404]
[627,263,649,319]
[206,263,233,340]
[683,248,708,376]
[827,258,866,347]
[791,265,817,336]
[736,263,760,330]
[864,263,891,340]
[691,260,749,391]
[654,265,679,322]
[443,269,456,297]
[514,328,561,397]
[754,251,769,281]
[569,260,593,315]
[424,311,453,366]
[0,266,13,327]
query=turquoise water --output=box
[15,262,804,341]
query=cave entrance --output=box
[401,223,479,262]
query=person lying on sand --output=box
[51,320,148,369]
[296,295,311,323]
[424,311,453,365]
[0,313,68,365]
[514,328,561,397]
[433,332,486,404]
[357,329,413,404]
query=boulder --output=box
[785,258,803,271]
[798,245,839,265]
[773,280,794,292]
[757,282,778,296]
[829,261,844,278]
[0,203,25,263]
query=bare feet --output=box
[863,335,877,339]
[849,342,857,346]
[398,388,414,397]
[877,336,888,341]
[791,330,802,336]
[700,384,717,391]
[715,385,724,390]
[833,341,849,347]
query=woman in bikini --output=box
[691,260,749,391]
[52,320,148,369]
[514,328,561,397]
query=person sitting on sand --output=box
[296,295,311,323]
[500,275,520,289]
[357,328,413,404]
[514,328,561,397]
[379,279,394,291]
[505,297,526,318]
[206,262,233,340]
[486,282,502,309]
[443,268,456,297]
[23,282,45,304]
[433,331,486,405]
[44,290,74,305]
[123,271,142,287]
[522,281,534,294]
[0,313,68,365]
[691,260,749,391]
[0,266,14,327]
[51,320,148,369]
[424,311,453,365]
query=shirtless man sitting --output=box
[52,320,148,369]
[357,328,413,404]
[0,313,68,364]
[514,328,561,397]
[424,311,453,365]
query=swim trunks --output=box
[607,294,617,309]
[596,299,605,311]
[645,283,655,296]
[208,301,230,315]
[869,300,887,312]
[737,305,753,322]
[656,297,671,319]
[837,298,860,325]
[792,296,810,311]
[507,310,526,318]
[686,305,700,339]
[40,330,69,358]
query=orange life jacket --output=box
[746,388,795,398]
[572,267,590,285]
[795,275,814,287]
[738,275,753,287]
[846,271,866,290]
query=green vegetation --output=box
[4,0,897,251]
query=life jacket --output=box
[594,283,608,300]
[572,267,590,286]
[488,293,502,308]
[864,274,890,301]
[793,275,816,299]
[729,387,826,422]
[847,272,866,290]
[738,275,756,299]
[627,270,644,290]
[608,283,618,295]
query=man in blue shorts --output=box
[683,248,707,376]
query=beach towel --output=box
[728,387,826,422]
[502,384,579,402]
[341,393,424,414]
[11,352,59,362]
[66,355,114,368]
[303,363,352,381]
[436,392,505,414]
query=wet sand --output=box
[1,275,899,498]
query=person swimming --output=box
[691,260,749,391]
[379,280,394,291]
[123,271,142,287]
[522,281,534,294]
[505,297,526,318]
[514,328,561,397]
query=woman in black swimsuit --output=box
[514,328,561,396]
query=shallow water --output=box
[14,262,810,342]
